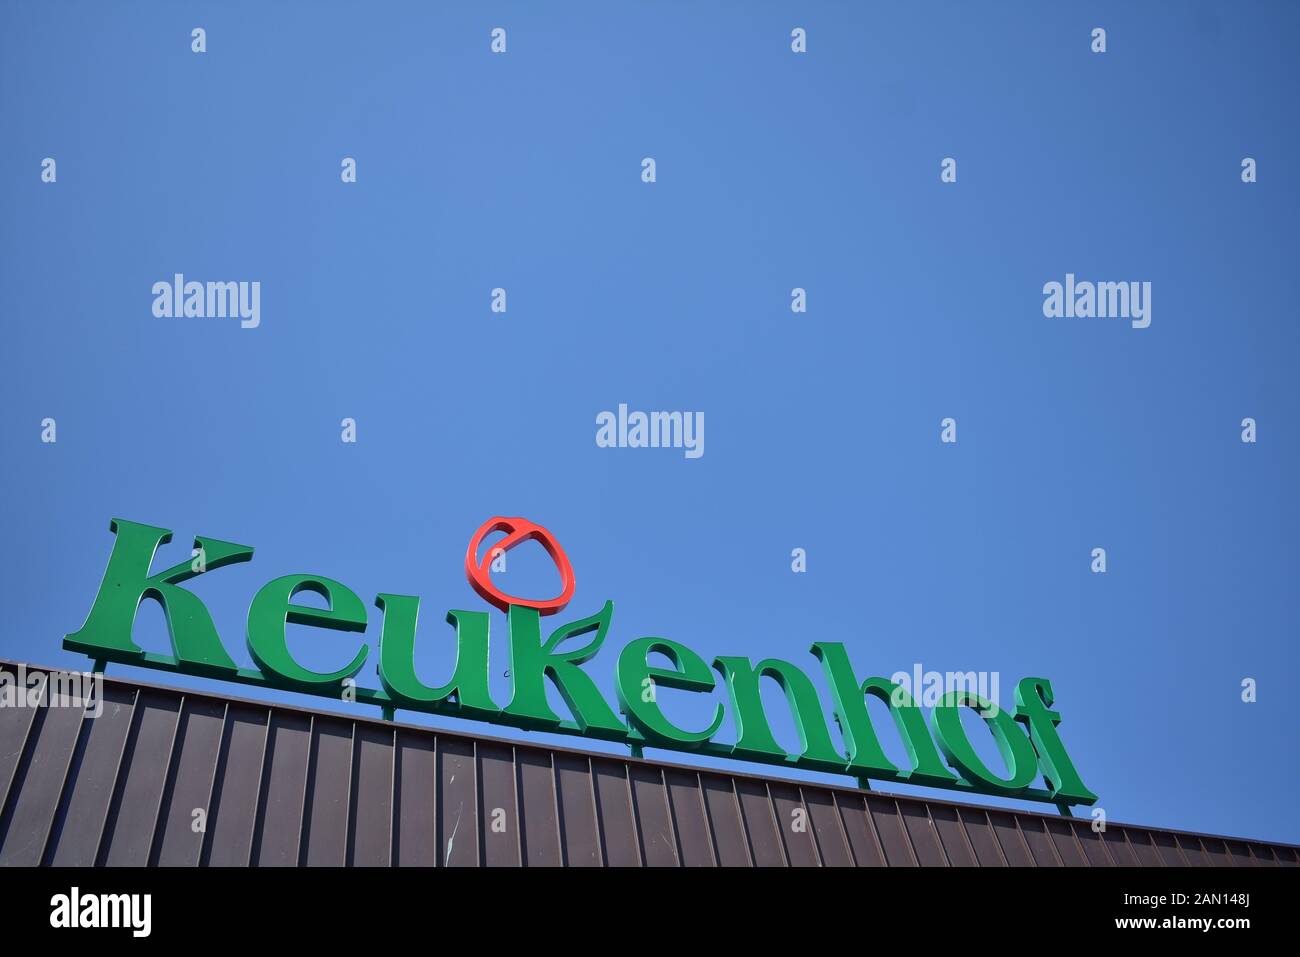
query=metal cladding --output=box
[0,662,1295,867]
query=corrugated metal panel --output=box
[1,662,1296,867]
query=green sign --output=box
[63,516,1098,811]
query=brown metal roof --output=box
[1,661,1295,866]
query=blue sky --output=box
[2,1,1298,844]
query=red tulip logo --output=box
[464,516,575,616]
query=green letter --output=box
[64,518,252,677]
[503,602,626,741]
[712,656,844,772]
[811,642,958,786]
[1014,677,1098,804]
[616,637,723,748]
[930,691,1038,794]
[375,594,498,719]
[247,574,367,691]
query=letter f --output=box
[1014,677,1099,804]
